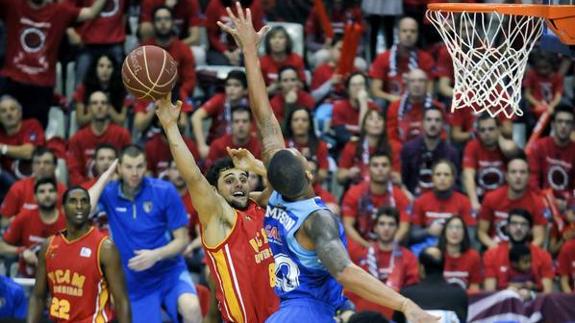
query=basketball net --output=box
[426,9,544,118]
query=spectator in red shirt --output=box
[67,0,127,85]
[0,0,108,128]
[191,70,248,159]
[0,95,45,185]
[73,53,128,127]
[260,26,306,91]
[307,158,339,216]
[139,0,203,47]
[342,152,411,249]
[348,207,419,313]
[337,109,402,186]
[270,66,315,124]
[0,147,66,220]
[484,209,553,296]
[558,210,575,292]
[410,160,475,249]
[528,105,575,196]
[524,50,564,117]
[369,17,434,104]
[284,107,329,183]
[310,34,346,105]
[0,177,66,277]
[463,114,519,213]
[80,144,118,189]
[67,91,131,185]
[438,216,482,292]
[386,69,443,143]
[206,105,261,166]
[450,107,514,145]
[478,155,548,249]
[205,0,264,65]
[146,131,200,177]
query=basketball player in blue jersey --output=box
[217,3,439,323]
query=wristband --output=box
[0,145,7,155]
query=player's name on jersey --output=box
[48,270,86,297]
[266,207,296,231]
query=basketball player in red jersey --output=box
[27,161,131,323]
[156,93,279,322]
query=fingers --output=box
[235,1,245,21]
[225,6,237,23]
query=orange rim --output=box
[427,3,575,19]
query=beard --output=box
[229,199,248,210]
[38,202,56,212]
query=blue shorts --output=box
[130,268,197,323]
[265,298,335,323]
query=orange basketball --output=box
[121,45,178,101]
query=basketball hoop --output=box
[426,4,575,118]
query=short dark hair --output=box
[119,144,145,163]
[437,216,471,253]
[508,208,533,228]
[264,25,293,55]
[62,186,90,205]
[506,150,528,169]
[152,5,173,20]
[375,206,399,225]
[32,146,57,165]
[552,104,574,122]
[423,106,444,119]
[267,150,308,199]
[432,159,456,177]
[278,65,300,82]
[231,105,252,119]
[369,151,391,163]
[419,247,444,275]
[205,157,243,187]
[348,311,389,323]
[475,112,500,128]
[509,243,531,264]
[95,144,118,158]
[34,176,57,194]
[225,70,248,89]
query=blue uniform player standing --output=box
[217,4,439,322]
[97,145,201,323]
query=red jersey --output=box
[0,119,45,176]
[412,190,475,227]
[200,93,249,144]
[270,90,315,123]
[0,0,80,86]
[145,134,200,177]
[206,134,261,166]
[523,69,564,103]
[67,123,131,185]
[338,139,402,179]
[71,0,126,45]
[342,181,411,241]
[45,227,114,322]
[483,242,554,291]
[285,138,329,171]
[386,98,445,143]
[313,183,337,205]
[140,0,202,39]
[443,249,482,290]
[463,139,507,197]
[479,185,548,243]
[310,63,347,101]
[369,49,434,97]
[201,200,279,322]
[0,177,67,218]
[527,136,575,195]
[557,239,575,290]
[3,208,66,277]
[331,99,379,129]
[259,53,306,86]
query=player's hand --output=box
[217,2,271,50]
[403,299,440,323]
[155,92,182,129]
[227,147,258,172]
[128,249,161,271]
[100,159,119,182]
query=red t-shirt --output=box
[528,136,575,195]
[450,107,513,132]
[338,139,402,179]
[523,69,564,103]
[463,139,507,197]
[270,90,315,123]
[260,53,306,86]
[205,0,263,53]
[199,93,250,144]
[313,183,337,205]
[145,134,200,177]
[369,49,434,97]
[331,99,379,129]
[71,0,126,45]
[3,208,66,277]
[206,134,261,166]
[342,181,410,241]
[0,0,80,86]
[140,0,202,39]
[557,239,575,290]
[412,190,475,227]
[386,99,444,143]
[443,249,482,290]
[285,138,329,171]
[0,119,45,174]
[483,242,554,290]
[310,63,347,101]
[0,177,67,218]
[67,123,131,185]
[479,185,548,243]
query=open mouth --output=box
[232,191,246,197]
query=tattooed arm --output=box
[302,210,439,323]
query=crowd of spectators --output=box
[0,0,574,320]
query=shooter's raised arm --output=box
[217,3,284,163]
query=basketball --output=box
[121,45,178,101]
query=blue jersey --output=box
[265,191,347,311]
[0,275,27,319]
[99,177,189,298]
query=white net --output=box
[426,8,545,118]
